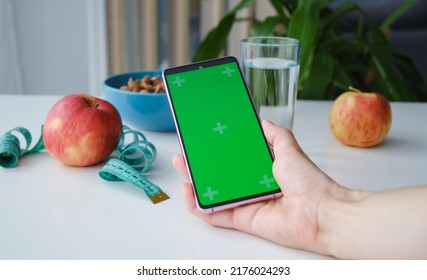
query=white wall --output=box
[10,0,92,95]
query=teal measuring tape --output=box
[99,125,169,203]
[0,127,45,168]
[0,125,169,204]
[99,159,168,204]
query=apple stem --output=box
[349,86,362,93]
[94,104,99,109]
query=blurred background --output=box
[1,0,426,96]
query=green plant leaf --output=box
[268,0,286,18]
[320,2,356,37]
[392,50,427,101]
[279,0,298,13]
[367,41,416,101]
[251,16,281,36]
[192,0,255,62]
[192,0,427,101]
[287,0,333,98]
[380,0,418,32]
[192,13,236,62]
[229,0,255,14]
[354,6,418,101]
[393,51,423,84]
[332,60,354,93]
[300,50,335,99]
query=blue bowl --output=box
[104,70,175,132]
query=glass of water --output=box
[241,37,300,129]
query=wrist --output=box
[317,182,371,258]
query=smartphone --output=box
[163,56,282,213]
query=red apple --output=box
[43,94,122,166]
[329,87,392,147]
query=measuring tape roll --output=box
[0,127,45,168]
[99,127,168,204]
[119,140,157,173]
[0,133,20,168]
[1,125,168,204]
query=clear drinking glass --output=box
[241,37,300,129]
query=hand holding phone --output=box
[163,56,282,213]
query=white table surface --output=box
[1,94,426,260]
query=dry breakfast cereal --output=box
[120,75,165,93]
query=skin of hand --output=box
[172,120,339,255]
[172,120,427,259]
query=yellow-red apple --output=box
[329,87,392,147]
[43,94,122,166]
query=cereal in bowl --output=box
[120,75,165,93]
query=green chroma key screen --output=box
[165,57,280,209]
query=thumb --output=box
[262,120,302,157]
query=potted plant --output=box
[193,0,427,101]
